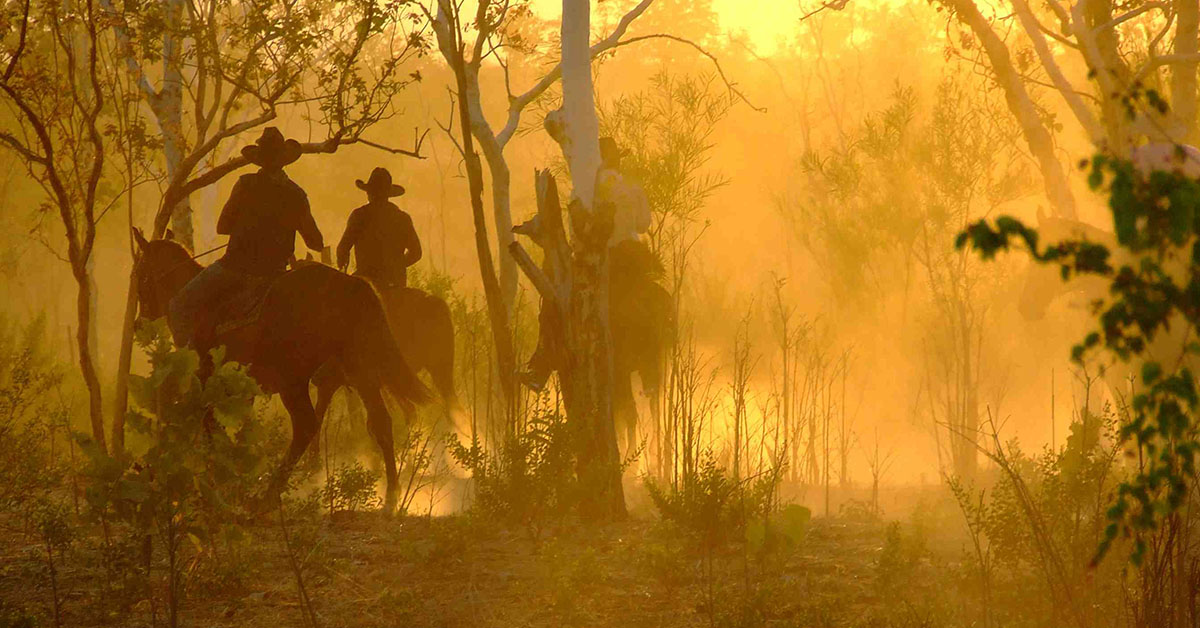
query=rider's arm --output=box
[216,177,249,235]
[401,214,422,266]
[336,209,361,271]
[296,193,324,252]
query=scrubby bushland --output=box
[959,96,1200,625]
[448,396,585,536]
[79,320,273,625]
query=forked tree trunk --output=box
[463,72,519,311]
[511,170,624,518]
[442,11,517,408]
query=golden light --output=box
[528,0,808,56]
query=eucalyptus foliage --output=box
[957,146,1200,564]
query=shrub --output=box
[80,320,268,626]
[946,410,1125,626]
[645,451,789,550]
[321,461,381,514]
[448,400,580,532]
[0,317,68,519]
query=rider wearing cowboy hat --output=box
[169,127,324,347]
[336,166,422,289]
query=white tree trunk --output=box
[950,0,1078,218]
[560,0,602,210]
[162,0,194,249]
[1011,0,1104,144]
[557,0,624,517]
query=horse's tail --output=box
[346,280,431,409]
[426,295,462,413]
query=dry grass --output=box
[0,503,950,628]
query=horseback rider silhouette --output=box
[598,136,652,250]
[336,166,422,289]
[518,136,656,392]
[169,127,325,348]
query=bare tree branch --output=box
[1012,0,1104,142]
[1094,1,1170,32]
[609,34,766,113]
[3,0,32,81]
[0,131,46,164]
[494,0,656,147]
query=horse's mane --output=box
[146,238,202,270]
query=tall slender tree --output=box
[1,0,115,451]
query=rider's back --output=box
[221,171,317,276]
[343,201,418,285]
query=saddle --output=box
[212,273,276,337]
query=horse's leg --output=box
[613,370,637,465]
[359,384,400,515]
[429,338,460,471]
[264,383,320,505]
[306,363,343,469]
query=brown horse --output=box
[132,231,429,514]
[611,276,673,460]
[513,213,674,460]
[311,285,459,439]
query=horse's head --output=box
[1018,259,1062,321]
[1019,143,1199,320]
[1018,209,1115,320]
[132,228,200,321]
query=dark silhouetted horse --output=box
[133,231,429,514]
[611,271,674,460]
[311,285,459,441]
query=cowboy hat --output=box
[241,127,302,168]
[356,167,406,198]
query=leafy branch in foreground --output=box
[957,147,1200,565]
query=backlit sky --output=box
[530,0,808,55]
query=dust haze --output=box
[1,0,1196,625]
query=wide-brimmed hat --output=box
[599,136,626,166]
[356,167,406,198]
[241,127,302,168]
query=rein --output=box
[192,242,228,261]
[136,242,228,321]
[142,243,227,283]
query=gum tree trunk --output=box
[947,0,1078,218]
[556,0,624,517]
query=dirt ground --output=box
[0,492,967,628]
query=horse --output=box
[132,230,430,514]
[511,211,675,461]
[1017,142,1200,410]
[611,274,674,461]
[1017,208,1115,322]
[310,285,459,448]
